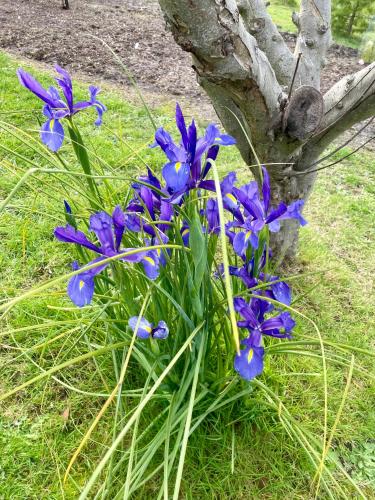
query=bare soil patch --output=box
[0,0,373,148]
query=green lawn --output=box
[269,0,362,48]
[0,51,374,498]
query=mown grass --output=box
[0,50,374,498]
[269,0,363,48]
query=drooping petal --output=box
[54,224,100,253]
[142,252,160,280]
[89,212,115,254]
[93,103,105,126]
[280,200,307,226]
[234,345,264,381]
[233,229,257,256]
[40,118,65,152]
[162,161,190,193]
[152,320,169,339]
[128,316,153,339]
[271,280,291,306]
[215,134,236,146]
[67,258,108,307]
[68,272,94,307]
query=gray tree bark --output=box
[157,0,375,259]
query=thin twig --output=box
[288,52,302,100]
[293,135,374,177]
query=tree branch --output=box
[295,0,331,89]
[310,62,375,155]
[158,0,284,162]
[236,0,294,86]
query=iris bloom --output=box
[17,65,106,151]
[234,167,306,231]
[127,168,173,238]
[233,296,295,380]
[54,207,160,307]
[128,316,169,340]
[150,103,235,198]
[230,168,306,256]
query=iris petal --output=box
[234,346,264,380]
[153,320,169,339]
[162,161,190,193]
[128,316,153,339]
[40,118,65,152]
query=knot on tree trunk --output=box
[282,86,324,140]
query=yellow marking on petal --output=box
[50,119,55,131]
[143,256,155,266]
[175,162,182,173]
[245,231,252,242]
[79,280,85,291]
[247,348,254,363]
[144,325,152,333]
[215,137,221,142]
[181,229,189,236]
[225,193,237,204]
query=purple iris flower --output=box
[234,297,295,338]
[128,316,169,340]
[126,168,174,239]
[233,296,295,380]
[150,103,235,198]
[17,65,106,151]
[54,207,160,307]
[233,167,307,236]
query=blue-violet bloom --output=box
[128,316,169,339]
[54,207,159,306]
[17,65,106,151]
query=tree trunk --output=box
[157,0,375,259]
[347,1,359,36]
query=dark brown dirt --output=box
[0,0,373,148]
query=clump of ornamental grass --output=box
[0,65,372,499]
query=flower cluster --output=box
[18,66,307,382]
